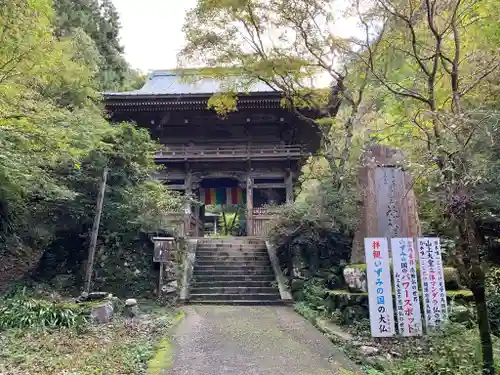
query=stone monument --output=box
[345,144,421,292]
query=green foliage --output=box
[385,324,500,375]
[0,0,182,293]
[0,308,181,375]
[52,0,142,91]
[268,200,353,279]
[293,301,320,322]
[486,267,500,337]
[0,295,86,330]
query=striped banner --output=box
[199,188,245,205]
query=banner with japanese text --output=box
[364,237,396,337]
[418,237,448,329]
[391,237,423,336]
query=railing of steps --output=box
[252,207,280,237]
[165,212,203,237]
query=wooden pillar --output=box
[285,170,294,204]
[184,170,192,236]
[193,203,200,236]
[246,173,253,236]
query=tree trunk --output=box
[462,209,496,375]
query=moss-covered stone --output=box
[443,267,460,290]
[291,279,305,292]
[343,266,367,293]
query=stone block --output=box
[90,301,114,324]
[343,266,367,293]
[443,267,460,290]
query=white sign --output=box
[418,237,448,329]
[391,238,423,336]
[364,237,396,337]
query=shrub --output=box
[486,266,500,336]
[386,323,500,375]
[268,203,352,278]
[0,296,86,330]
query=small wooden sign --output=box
[153,237,175,263]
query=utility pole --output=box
[84,167,109,293]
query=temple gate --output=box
[104,70,321,237]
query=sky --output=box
[112,0,362,76]
[112,0,197,73]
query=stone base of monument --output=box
[343,264,462,293]
[324,288,474,326]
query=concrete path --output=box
[166,305,360,375]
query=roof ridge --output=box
[149,68,245,78]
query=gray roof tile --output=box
[104,70,277,96]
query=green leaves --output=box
[0,296,86,330]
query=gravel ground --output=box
[166,305,361,375]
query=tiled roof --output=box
[104,70,278,97]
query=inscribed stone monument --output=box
[351,144,421,264]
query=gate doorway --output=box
[198,178,247,237]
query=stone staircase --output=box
[189,238,283,304]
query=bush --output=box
[268,203,352,278]
[0,296,86,330]
[386,324,500,375]
[486,266,500,336]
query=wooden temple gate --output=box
[103,70,322,238]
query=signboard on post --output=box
[418,237,448,329]
[391,237,423,336]
[364,237,396,337]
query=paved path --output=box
[166,305,360,375]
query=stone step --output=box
[196,251,269,261]
[189,293,281,301]
[195,261,271,267]
[196,253,268,259]
[190,286,278,294]
[196,245,267,252]
[192,274,275,282]
[191,280,275,288]
[187,300,285,306]
[197,238,264,245]
[193,272,274,279]
[193,266,273,273]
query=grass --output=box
[0,304,182,375]
[146,311,185,374]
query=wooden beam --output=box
[165,184,185,190]
[84,167,109,293]
[246,173,253,236]
[253,183,287,189]
[184,169,192,236]
[251,171,286,178]
[286,170,294,204]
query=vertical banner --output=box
[418,237,448,329]
[365,237,396,337]
[391,238,423,336]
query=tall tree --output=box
[180,0,384,189]
[354,0,499,373]
[52,0,142,91]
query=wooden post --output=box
[246,174,253,236]
[84,166,109,293]
[159,263,164,295]
[184,170,192,236]
[193,203,201,236]
[285,170,294,204]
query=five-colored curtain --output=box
[199,188,246,205]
